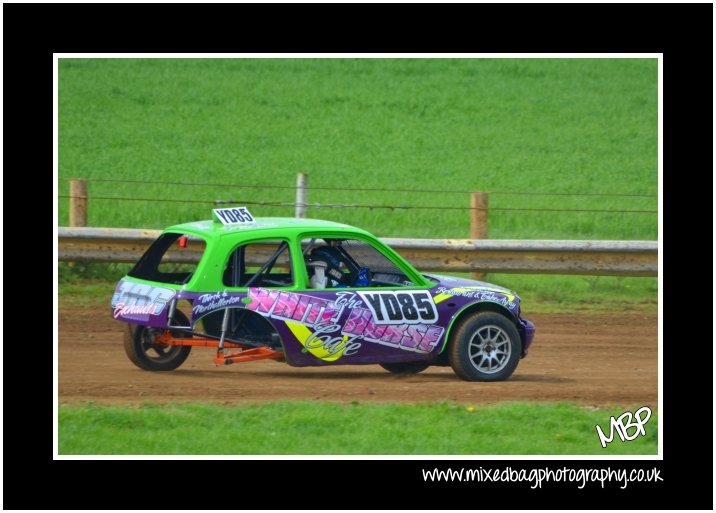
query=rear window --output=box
[128,232,206,285]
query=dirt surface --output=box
[59,305,657,407]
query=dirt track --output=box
[59,305,657,407]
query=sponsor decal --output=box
[285,321,362,362]
[433,286,517,309]
[192,292,245,314]
[244,288,444,359]
[245,288,348,326]
[342,306,443,353]
[111,281,175,318]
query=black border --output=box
[4,3,712,510]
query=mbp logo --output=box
[595,406,652,448]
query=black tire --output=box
[380,361,430,375]
[124,311,192,371]
[448,311,522,382]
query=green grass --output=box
[58,401,657,455]
[58,58,657,302]
[487,274,657,314]
[58,58,656,238]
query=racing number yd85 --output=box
[214,207,254,224]
[360,291,438,324]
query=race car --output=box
[111,207,535,381]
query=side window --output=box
[222,239,293,288]
[302,237,415,289]
[128,233,206,285]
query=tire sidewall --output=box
[448,311,522,382]
[124,311,192,371]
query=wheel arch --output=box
[439,302,518,355]
[195,307,288,354]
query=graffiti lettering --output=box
[247,288,282,314]
[230,288,444,357]
[343,307,444,353]
[303,323,361,357]
[246,288,343,326]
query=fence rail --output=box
[65,177,659,229]
[58,227,658,277]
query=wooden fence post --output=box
[296,172,308,218]
[470,191,489,280]
[69,179,88,227]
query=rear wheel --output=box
[380,361,430,375]
[124,311,192,371]
[448,312,521,381]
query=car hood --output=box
[424,273,521,315]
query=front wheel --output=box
[448,312,522,382]
[124,311,192,371]
[380,361,430,375]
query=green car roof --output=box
[164,217,372,241]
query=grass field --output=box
[58,58,657,239]
[57,57,658,303]
[56,59,658,457]
[58,401,657,455]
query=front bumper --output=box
[519,318,536,356]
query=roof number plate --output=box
[213,207,255,225]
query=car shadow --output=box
[173,369,575,383]
[508,374,574,383]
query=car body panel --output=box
[111,215,535,368]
